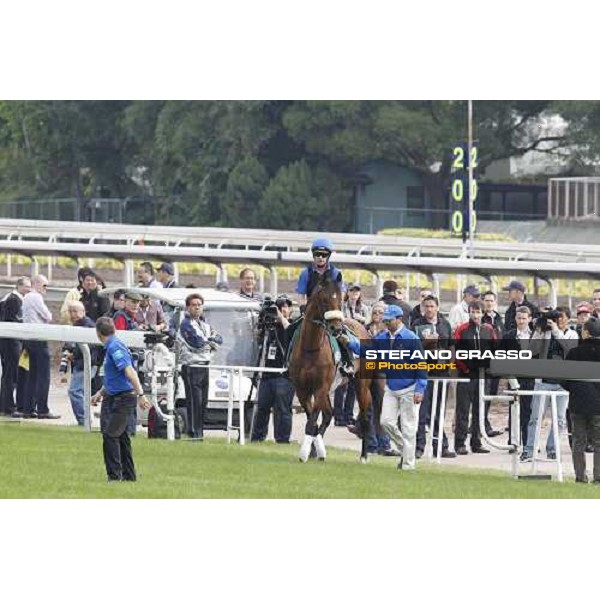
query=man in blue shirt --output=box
[295,238,344,304]
[372,305,427,470]
[91,317,150,482]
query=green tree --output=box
[222,156,269,227]
[258,160,352,231]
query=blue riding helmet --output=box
[311,238,334,254]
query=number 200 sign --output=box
[450,143,478,238]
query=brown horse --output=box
[289,272,372,463]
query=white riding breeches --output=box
[380,384,420,469]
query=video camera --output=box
[143,330,173,348]
[535,308,562,332]
[258,295,279,332]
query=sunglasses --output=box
[313,252,330,259]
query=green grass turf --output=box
[2,422,600,498]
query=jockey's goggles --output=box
[312,251,330,259]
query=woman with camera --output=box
[521,306,578,462]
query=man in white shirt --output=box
[21,275,60,419]
[448,284,481,332]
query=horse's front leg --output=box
[298,393,318,463]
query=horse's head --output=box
[308,271,344,337]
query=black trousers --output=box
[23,341,50,415]
[182,364,209,438]
[102,394,137,481]
[417,379,449,453]
[15,366,28,412]
[0,339,21,414]
[251,376,295,443]
[571,413,600,483]
[455,379,483,450]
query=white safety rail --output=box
[2,217,600,262]
[478,375,570,482]
[191,364,287,445]
[426,377,470,463]
[0,323,147,431]
[425,373,571,482]
[1,240,600,306]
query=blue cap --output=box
[383,305,403,320]
[311,238,334,253]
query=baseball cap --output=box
[463,284,481,296]
[157,262,175,276]
[349,283,361,291]
[125,291,143,301]
[576,301,593,314]
[383,305,403,320]
[502,280,526,293]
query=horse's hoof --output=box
[360,456,369,464]
[318,457,325,462]
[314,434,327,460]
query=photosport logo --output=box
[358,342,533,379]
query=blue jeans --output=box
[251,377,295,443]
[367,377,390,452]
[69,368,85,426]
[524,381,568,456]
[334,379,356,424]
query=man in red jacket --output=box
[454,301,496,455]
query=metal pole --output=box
[238,368,245,445]
[79,343,92,432]
[427,379,439,460]
[467,100,474,258]
[226,370,234,444]
[436,379,448,464]
[550,393,563,482]
[270,266,278,297]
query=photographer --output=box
[251,295,295,444]
[177,293,222,440]
[59,301,97,426]
[521,306,578,462]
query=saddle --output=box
[286,316,342,368]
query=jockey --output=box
[295,238,344,305]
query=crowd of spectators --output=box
[2,260,600,484]
[0,262,181,424]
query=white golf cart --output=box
[100,287,261,437]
